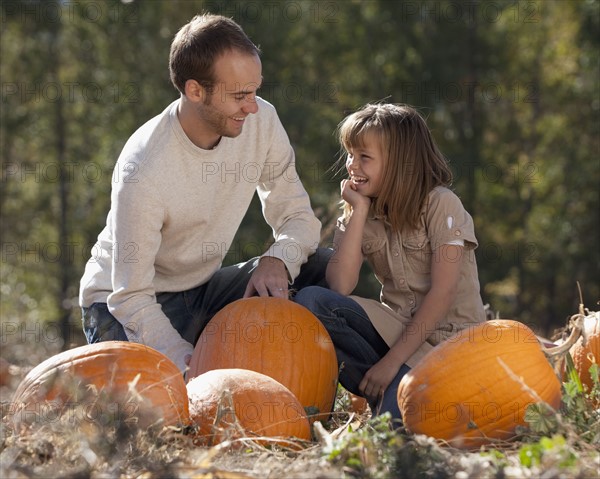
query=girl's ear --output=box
[184,79,206,103]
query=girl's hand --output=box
[341,179,371,211]
[359,355,400,401]
[326,179,370,294]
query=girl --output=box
[294,103,486,419]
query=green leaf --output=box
[524,403,558,435]
[519,444,542,468]
[565,353,585,393]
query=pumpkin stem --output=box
[576,281,584,316]
[541,313,585,358]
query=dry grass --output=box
[1,325,599,479]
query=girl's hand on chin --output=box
[341,179,371,210]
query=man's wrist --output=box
[259,255,291,281]
[259,255,285,266]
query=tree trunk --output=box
[48,21,71,349]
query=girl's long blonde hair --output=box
[338,103,452,232]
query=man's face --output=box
[196,50,262,141]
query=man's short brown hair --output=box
[169,14,260,94]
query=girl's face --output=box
[345,132,385,198]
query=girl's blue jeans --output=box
[293,285,409,420]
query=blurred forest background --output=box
[1,0,598,352]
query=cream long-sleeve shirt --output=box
[79,98,321,372]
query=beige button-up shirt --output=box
[335,186,486,368]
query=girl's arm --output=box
[358,244,463,399]
[326,180,371,294]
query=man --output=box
[79,13,329,373]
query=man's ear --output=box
[184,79,205,103]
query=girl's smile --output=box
[350,174,368,185]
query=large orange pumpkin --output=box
[570,312,600,393]
[10,341,189,432]
[187,368,311,447]
[187,297,338,422]
[397,320,562,449]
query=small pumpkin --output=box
[188,297,338,422]
[187,368,311,447]
[10,341,189,432]
[569,312,600,393]
[397,320,562,449]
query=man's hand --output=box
[243,256,289,298]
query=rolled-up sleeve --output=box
[426,188,478,251]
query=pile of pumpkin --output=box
[7,298,338,447]
[6,297,599,450]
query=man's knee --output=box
[294,285,325,307]
[294,285,343,316]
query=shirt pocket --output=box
[402,233,431,273]
[362,238,391,279]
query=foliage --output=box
[1,0,598,345]
[324,414,456,479]
[1,1,599,475]
[518,435,578,470]
[525,354,600,445]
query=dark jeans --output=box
[293,285,409,420]
[82,247,333,347]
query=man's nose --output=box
[242,97,259,114]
